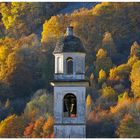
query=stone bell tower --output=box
[51,26,89,138]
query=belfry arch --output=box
[66,57,73,74]
[63,93,77,117]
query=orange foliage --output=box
[32,116,45,138]
[42,116,54,138]
[110,98,132,114]
[24,122,34,138]
[23,116,54,138]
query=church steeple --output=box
[51,27,89,138]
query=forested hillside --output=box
[0,2,140,138]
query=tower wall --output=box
[54,86,86,138]
[54,125,86,138]
[54,86,86,124]
[54,53,85,76]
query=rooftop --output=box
[53,26,86,54]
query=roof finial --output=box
[66,26,73,36]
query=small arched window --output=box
[66,57,73,74]
[63,93,77,118]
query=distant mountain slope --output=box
[58,2,98,14]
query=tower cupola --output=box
[53,27,86,81]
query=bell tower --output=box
[51,26,89,138]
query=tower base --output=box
[54,125,86,138]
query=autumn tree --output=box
[24,89,53,121]
[96,48,107,59]
[130,60,140,98]
[32,116,45,138]
[4,99,10,108]
[92,2,113,15]
[0,46,9,65]
[127,55,138,66]
[3,51,34,98]
[24,115,54,138]
[97,86,117,109]
[98,69,107,84]
[0,3,67,38]
[101,86,117,102]
[90,73,96,87]
[86,94,93,117]
[118,91,129,102]
[95,48,113,74]
[116,64,131,79]
[109,64,131,85]
[109,67,118,81]
[0,114,27,138]
[130,41,140,58]
[116,114,140,138]
[23,122,34,138]
[0,34,42,99]
[42,116,54,138]
[101,31,117,59]
[41,15,69,47]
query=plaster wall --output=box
[54,125,86,138]
[54,86,86,124]
[54,53,85,80]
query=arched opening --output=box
[66,57,73,74]
[63,93,77,118]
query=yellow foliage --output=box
[92,2,112,15]
[0,114,26,138]
[127,55,139,66]
[98,69,106,80]
[96,48,107,59]
[110,98,132,114]
[130,60,140,98]
[86,94,92,107]
[109,67,118,81]
[102,86,116,101]
[0,46,9,64]
[41,15,68,44]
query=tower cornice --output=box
[50,80,89,87]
